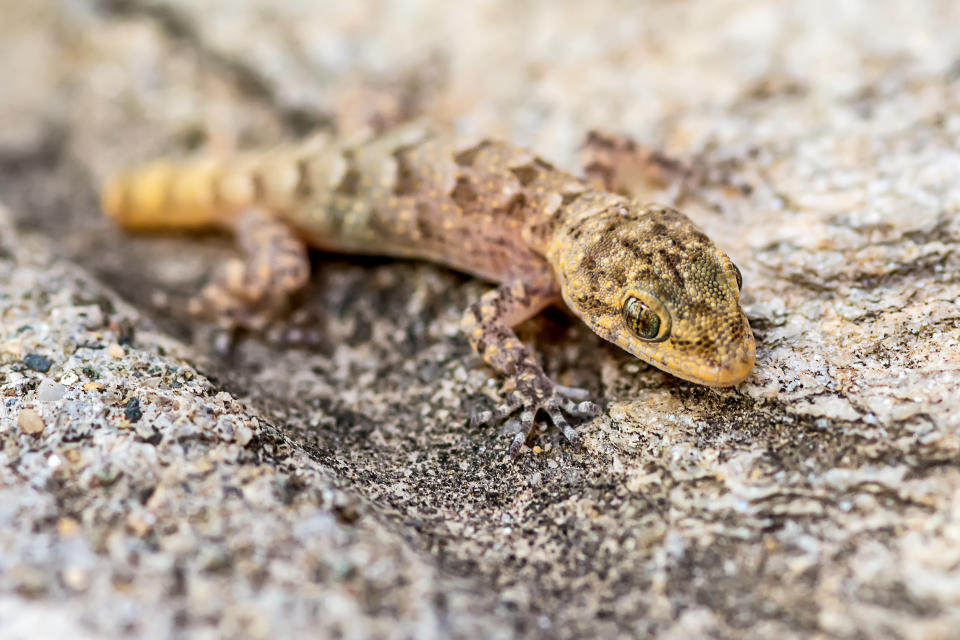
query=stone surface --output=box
[2,1,960,638]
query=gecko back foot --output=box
[581,130,753,210]
[189,209,310,330]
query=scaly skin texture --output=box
[102,123,755,456]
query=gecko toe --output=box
[509,434,526,459]
[561,398,600,418]
[470,390,524,428]
[562,425,583,449]
[466,362,598,457]
[509,409,537,459]
[469,410,494,429]
[544,399,582,449]
[555,384,591,401]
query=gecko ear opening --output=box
[621,293,671,342]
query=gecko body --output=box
[103,123,755,456]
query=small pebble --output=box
[235,422,254,446]
[62,565,90,592]
[107,344,125,358]
[57,517,80,537]
[23,353,53,372]
[37,379,68,402]
[127,512,151,538]
[124,397,143,423]
[17,408,44,434]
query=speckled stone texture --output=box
[2,1,960,638]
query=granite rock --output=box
[2,1,960,638]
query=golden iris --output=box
[622,295,669,342]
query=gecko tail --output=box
[101,153,291,231]
[103,159,227,230]
[103,134,333,231]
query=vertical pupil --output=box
[624,298,660,340]
[638,307,659,338]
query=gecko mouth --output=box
[662,328,756,387]
[658,351,754,387]
[688,349,755,386]
[634,310,756,387]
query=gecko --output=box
[101,123,755,457]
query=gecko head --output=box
[550,202,755,386]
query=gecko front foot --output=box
[471,376,599,458]
[462,279,601,457]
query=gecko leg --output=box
[461,280,599,457]
[580,131,752,208]
[190,209,310,330]
[580,130,696,204]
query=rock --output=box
[123,397,142,423]
[22,354,53,373]
[2,0,960,638]
[36,379,68,402]
[17,408,44,435]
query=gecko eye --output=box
[732,263,743,291]
[622,294,671,342]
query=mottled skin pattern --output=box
[102,123,755,457]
